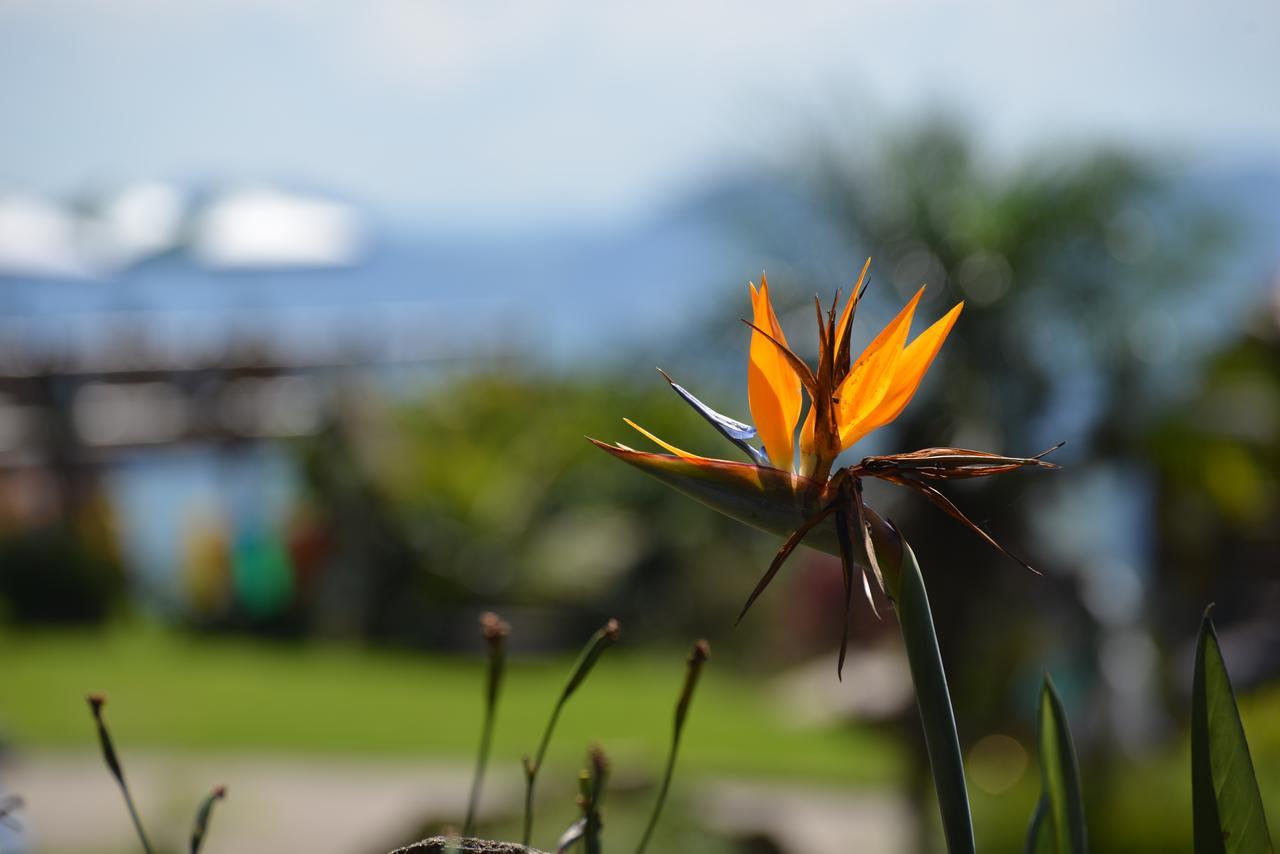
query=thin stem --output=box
[464,613,509,838]
[635,739,678,854]
[121,787,155,854]
[189,785,227,854]
[522,702,566,846]
[464,712,498,838]
[521,619,619,848]
[635,641,710,854]
[582,746,608,854]
[87,695,155,854]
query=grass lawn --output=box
[0,621,901,786]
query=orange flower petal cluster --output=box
[591,262,1057,676]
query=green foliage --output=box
[299,371,795,653]
[1028,676,1086,854]
[1025,797,1051,854]
[1192,610,1274,853]
[0,523,124,625]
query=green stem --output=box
[521,620,619,848]
[121,786,155,854]
[635,734,679,854]
[463,706,498,838]
[522,700,566,846]
[894,542,975,854]
[635,640,708,854]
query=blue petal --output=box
[657,368,770,466]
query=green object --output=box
[87,695,155,854]
[635,641,710,854]
[231,532,294,618]
[894,543,975,854]
[1029,675,1086,854]
[464,613,510,839]
[3,622,900,781]
[189,785,226,854]
[581,747,608,854]
[1025,796,1051,854]
[1192,608,1274,854]
[522,620,620,847]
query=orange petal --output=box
[836,287,924,449]
[850,301,963,440]
[748,278,803,472]
[797,401,816,464]
[833,258,872,355]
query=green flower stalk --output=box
[87,694,155,854]
[189,785,227,854]
[465,612,511,838]
[581,745,608,854]
[522,619,620,847]
[635,640,710,854]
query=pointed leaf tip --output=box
[1192,609,1273,854]
[1035,674,1087,854]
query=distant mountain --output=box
[2,161,1277,371]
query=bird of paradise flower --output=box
[590,261,1060,675]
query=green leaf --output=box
[1035,675,1086,854]
[1024,795,1052,854]
[895,542,975,854]
[1192,608,1274,854]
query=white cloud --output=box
[192,187,364,270]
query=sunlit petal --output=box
[849,301,963,444]
[623,418,703,460]
[836,286,924,449]
[833,258,872,369]
[748,278,803,472]
[798,403,817,469]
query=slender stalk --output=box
[635,640,710,854]
[582,746,608,854]
[87,694,155,854]
[189,784,227,854]
[465,613,510,838]
[521,619,620,847]
[892,544,976,854]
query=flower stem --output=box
[893,544,975,854]
[521,619,620,848]
[634,640,709,854]
[86,695,155,854]
[465,613,510,838]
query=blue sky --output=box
[1,0,1277,230]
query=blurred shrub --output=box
[284,371,818,656]
[0,521,124,624]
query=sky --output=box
[1,0,1277,230]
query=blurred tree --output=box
[1148,295,1280,683]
